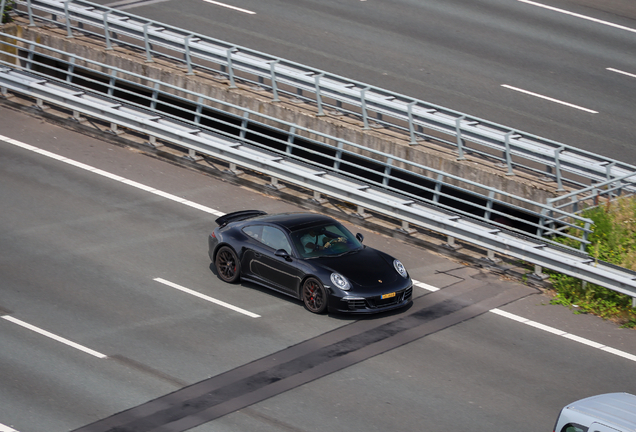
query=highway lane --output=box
[2,106,636,431]
[90,0,636,163]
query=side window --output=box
[260,226,292,254]
[561,423,589,432]
[243,225,263,241]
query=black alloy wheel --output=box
[215,246,241,283]
[302,277,328,314]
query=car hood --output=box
[316,247,403,288]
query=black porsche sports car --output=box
[208,210,412,314]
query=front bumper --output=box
[328,284,413,314]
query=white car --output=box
[553,393,636,432]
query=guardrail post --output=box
[504,132,515,175]
[570,196,578,214]
[356,205,372,219]
[361,87,370,130]
[287,125,295,154]
[240,111,249,139]
[314,73,325,116]
[484,190,495,221]
[269,60,280,102]
[151,82,160,110]
[27,42,34,70]
[455,116,466,160]
[0,0,6,24]
[194,96,203,124]
[269,177,286,190]
[532,264,549,281]
[433,174,444,204]
[536,206,548,238]
[103,11,114,51]
[226,163,244,176]
[582,221,591,252]
[143,22,153,63]
[399,220,416,235]
[446,235,461,250]
[64,1,74,39]
[311,190,327,205]
[383,158,393,187]
[108,70,117,97]
[554,147,565,191]
[27,0,35,27]
[486,249,502,263]
[66,56,75,83]
[334,141,343,171]
[110,122,123,135]
[226,48,237,89]
[185,35,195,76]
[407,101,418,146]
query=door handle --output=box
[255,252,262,258]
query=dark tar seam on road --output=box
[72,280,534,432]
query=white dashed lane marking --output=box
[201,0,256,14]
[1,315,107,359]
[154,278,261,318]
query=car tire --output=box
[215,246,241,283]
[302,277,328,314]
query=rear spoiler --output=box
[215,210,267,227]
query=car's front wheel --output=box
[302,277,328,314]
[215,246,241,283]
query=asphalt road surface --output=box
[2,105,636,432]
[85,0,636,164]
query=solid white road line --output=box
[1,316,107,359]
[154,278,261,318]
[607,68,636,80]
[0,423,19,432]
[0,135,226,218]
[518,0,636,34]
[490,308,636,362]
[3,135,636,361]
[501,85,598,114]
[413,280,636,362]
[202,0,256,15]
[411,279,439,292]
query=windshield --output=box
[291,223,363,258]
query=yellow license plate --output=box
[381,292,396,299]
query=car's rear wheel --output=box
[302,277,328,314]
[215,246,240,283]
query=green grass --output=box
[549,196,636,328]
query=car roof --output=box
[565,393,636,431]
[245,212,338,232]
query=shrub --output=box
[2,0,16,24]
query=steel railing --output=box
[7,0,636,197]
[2,38,636,298]
[3,60,636,298]
[0,33,596,250]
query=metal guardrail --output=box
[8,0,636,203]
[0,33,594,251]
[3,65,636,297]
[2,39,636,298]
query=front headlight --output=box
[394,260,408,278]
[330,273,351,291]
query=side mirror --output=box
[275,249,292,261]
[356,233,364,243]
